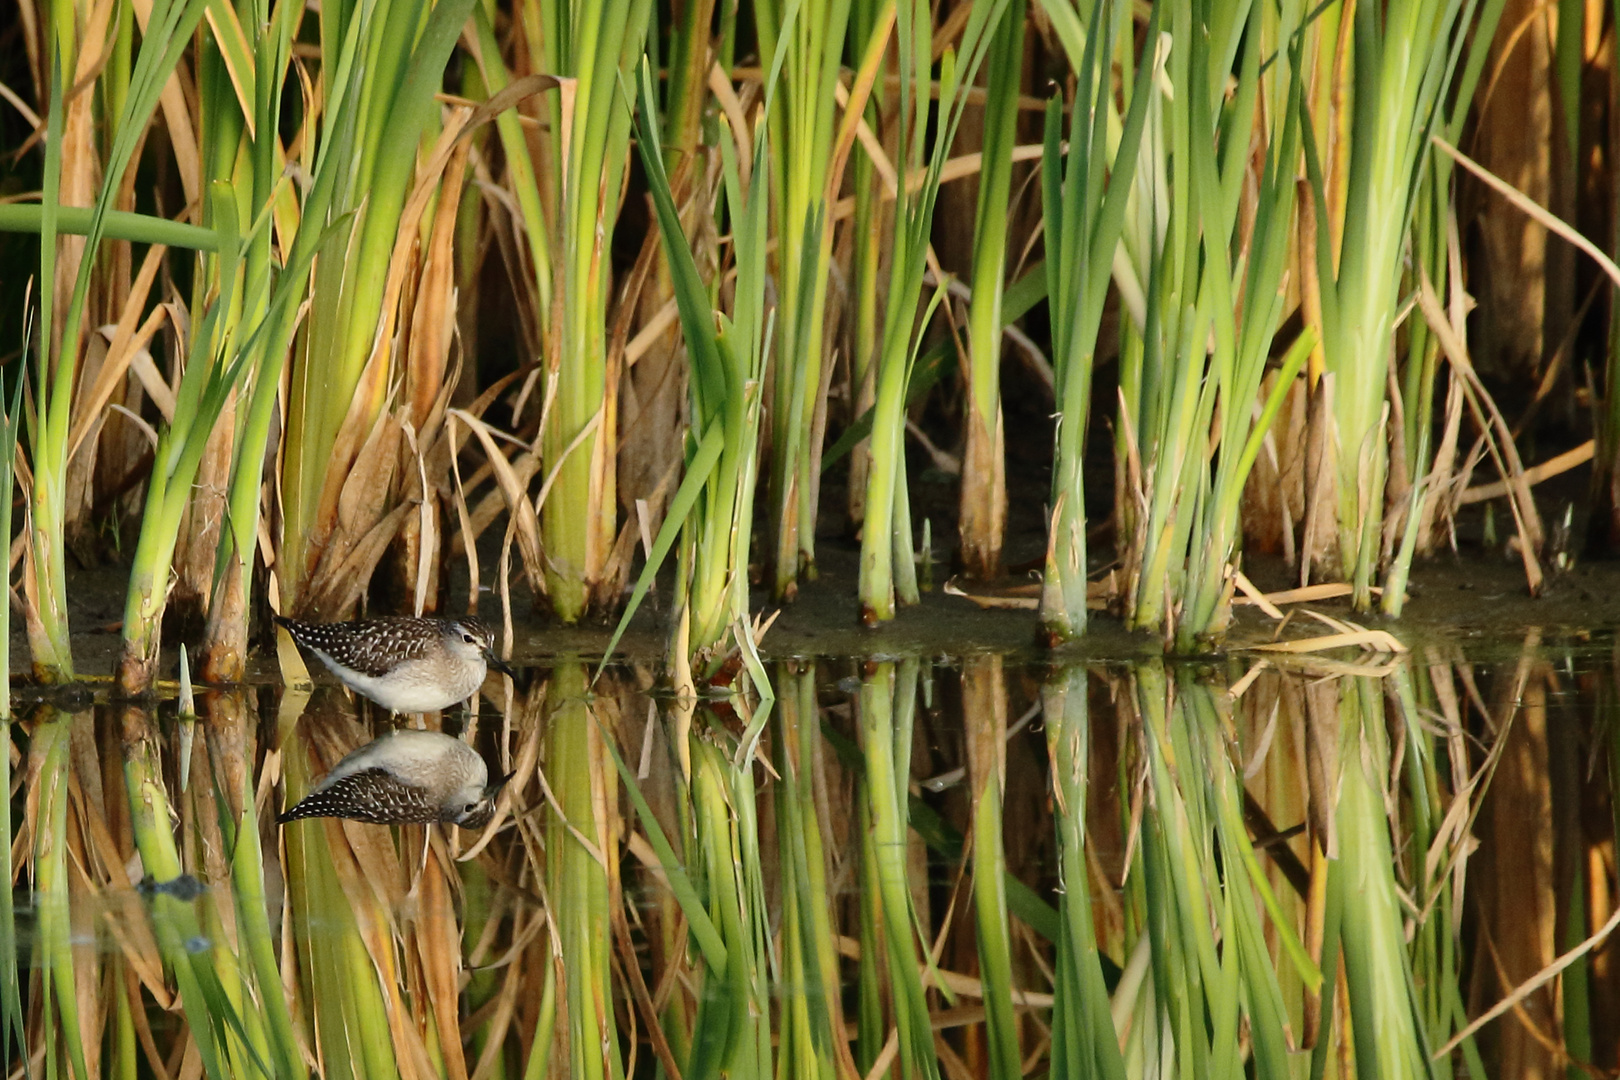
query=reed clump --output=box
[0,0,1607,1069]
[0,0,1566,677]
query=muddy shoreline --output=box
[13,543,1614,692]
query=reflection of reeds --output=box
[548,664,621,1080]
[773,663,853,1079]
[0,357,21,1063]
[9,644,1597,1076]
[963,655,1018,1076]
[859,658,938,1077]
[28,712,86,1079]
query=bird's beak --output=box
[486,651,516,679]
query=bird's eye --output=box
[463,632,476,644]
[465,803,478,814]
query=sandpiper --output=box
[279,729,504,828]
[276,614,515,713]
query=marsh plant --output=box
[1,0,1543,685]
[0,0,1597,1070]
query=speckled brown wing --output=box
[278,767,441,824]
[276,616,438,678]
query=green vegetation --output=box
[0,0,1604,1073]
[3,0,1553,679]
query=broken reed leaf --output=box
[1246,629,1409,655]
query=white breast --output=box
[313,650,487,713]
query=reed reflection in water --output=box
[5,636,1615,1078]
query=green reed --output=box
[277,0,480,616]
[1302,0,1483,608]
[117,194,255,693]
[859,0,1006,623]
[958,0,1025,580]
[530,2,652,622]
[1382,0,1506,615]
[23,0,208,682]
[843,0,892,537]
[757,0,852,599]
[198,0,303,678]
[1120,0,1313,649]
[0,208,215,249]
[607,61,770,672]
[1035,0,1157,643]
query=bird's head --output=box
[443,771,511,830]
[444,617,515,679]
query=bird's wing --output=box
[283,618,437,678]
[279,767,441,824]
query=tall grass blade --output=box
[609,60,771,672]
[957,0,1024,580]
[118,186,250,693]
[0,207,216,249]
[27,0,210,681]
[27,48,71,681]
[278,0,481,616]
[531,0,653,621]
[1300,0,1484,607]
[859,0,1007,623]
[759,0,853,599]
[1036,0,1160,643]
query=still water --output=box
[3,631,1611,1079]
